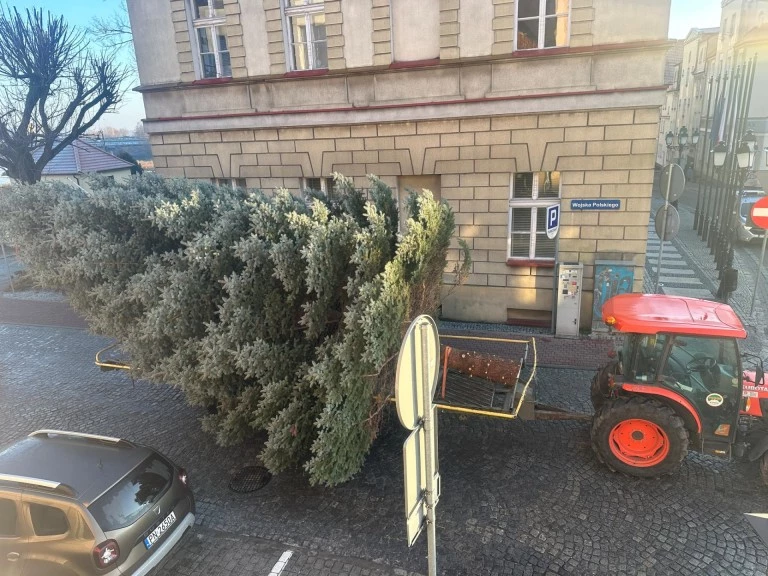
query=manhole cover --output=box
[229,465,272,493]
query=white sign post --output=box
[655,163,685,293]
[395,315,440,576]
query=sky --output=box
[13,0,723,131]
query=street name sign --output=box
[570,199,621,210]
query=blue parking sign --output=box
[546,204,560,239]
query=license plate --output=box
[144,511,176,550]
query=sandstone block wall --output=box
[150,106,659,327]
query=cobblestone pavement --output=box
[2,322,768,575]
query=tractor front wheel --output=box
[591,396,689,477]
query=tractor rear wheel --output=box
[760,452,768,487]
[591,396,689,477]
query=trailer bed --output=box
[434,334,591,421]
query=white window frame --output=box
[507,172,561,262]
[212,178,247,189]
[189,0,231,79]
[303,177,334,195]
[514,0,571,51]
[281,0,327,72]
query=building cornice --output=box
[143,85,668,134]
[134,39,672,95]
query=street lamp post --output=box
[664,127,693,208]
[708,141,729,253]
[710,130,756,300]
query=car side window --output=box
[0,498,17,537]
[29,503,69,536]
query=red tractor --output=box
[591,294,768,482]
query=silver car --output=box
[0,430,195,575]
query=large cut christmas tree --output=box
[0,173,469,485]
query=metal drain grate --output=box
[229,465,272,493]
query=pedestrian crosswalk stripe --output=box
[658,277,706,286]
[649,268,697,275]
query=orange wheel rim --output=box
[609,418,670,468]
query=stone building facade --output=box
[127,0,671,328]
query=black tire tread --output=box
[590,373,605,412]
[591,396,689,478]
[761,453,768,487]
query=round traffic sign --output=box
[654,204,680,241]
[395,315,440,431]
[659,163,686,203]
[751,197,768,230]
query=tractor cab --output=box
[590,294,768,480]
[618,331,742,446]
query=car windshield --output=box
[89,456,173,531]
[741,201,757,218]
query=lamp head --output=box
[736,140,751,169]
[712,141,728,168]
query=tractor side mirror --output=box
[758,365,765,387]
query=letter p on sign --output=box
[546,204,560,239]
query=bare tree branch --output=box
[89,1,137,77]
[0,5,129,183]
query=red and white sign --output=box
[752,197,768,230]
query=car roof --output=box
[0,433,153,505]
[601,294,747,339]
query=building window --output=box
[191,0,231,78]
[516,0,569,50]
[212,178,247,189]
[508,172,560,262]
[282,0,328,71]
[303,176,334,195]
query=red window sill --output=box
[506,259,556,268]
[284,69,329,78]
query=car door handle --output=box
[7,551,20,561]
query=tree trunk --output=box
[441,345,521,388]
[6,151,42,184]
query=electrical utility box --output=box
[555,263,584,338]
